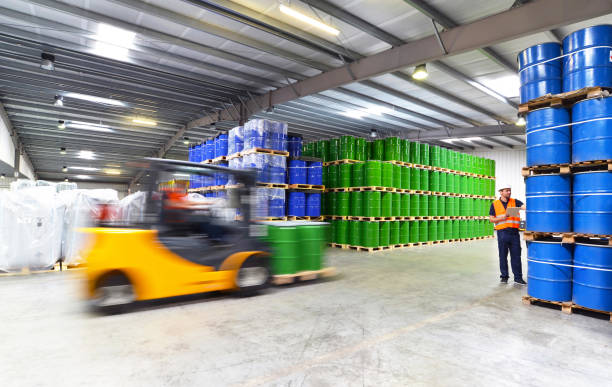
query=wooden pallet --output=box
[225,184,244,189]
[255,182,289,189]
[212,156,228,163]
[287,216,325,221]
[272,267,336,285]
[571,159,612,173]
[201,159,214,164]
[518,86,611,114]
[227,152,241,160]
[349,245,392,252]
[241,148,289,157]
[288,184,325,190]
[522,296,612,322]
[522,164,571,177]
[348,186,388,192]
[391,160,412,167]
[327,215,349,220]
[326,187,350,192]
[523,231,612,245]
[328,243,349,249]
[323,159,361,166]
[255,217,287,221]
[348,216,385,221]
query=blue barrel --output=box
[205,139,214,160]
[264,155,286,184]
[572,97,612,163]
[525,107,570,166]
[215,162,228,186]
[573,171,612,235]
[306,193,321,217]
[518,42,562,103]
[307,161,323,185]
[268,189,285,217]
[527,241,573,302]
[214,134,228,157]
[563,25,612,92]
[525,174,571,232]
[288,136,302,157]
[288,160,307,184]
[573,243,612,311]
[288,192,306,217]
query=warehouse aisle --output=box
[1,240,610,386]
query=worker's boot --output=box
[514,278,526,285]
[500,276,508,283]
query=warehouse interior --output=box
[1,0,612,385]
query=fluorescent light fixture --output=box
[58,120,66,129]
[106,164,121,168]
[365,106,392,116]
[67,121,114,133]
[78,150,95,160]
[342,110,366,119]
[40,53,55,71]
[60,147,67,155]
[132,118,157,126]
[173,173,190,177]
[94,23,136,61]
[515,116,526,126]
[70,166,99,171]
[104,169,121,175]
[279,4,340,36]
[64,92,126,107]
[54,95,63,106]
[73,175,92,180]
[442,137,482,143]
[412,64,428,80]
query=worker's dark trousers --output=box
[496,229,523,279]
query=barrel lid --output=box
[575,242,612,248]
[573,170,612,175]
[562,24,612,50]
[527,105,568,114]
[526,240,565,244]
[573,95,612,107]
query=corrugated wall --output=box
[469,149,526,203]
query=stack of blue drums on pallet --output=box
[522,25,612,311]
[287,160,322,217]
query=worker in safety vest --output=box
[489,183,526,284]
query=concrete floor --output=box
[1,239,611,386]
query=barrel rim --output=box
[526,240,568,245]
[573,95,612,107]
[575,242,612,248]
[525,173,569,177]
[561,24,612,48]
[517,41,562,65]
[526,105,569,114]
[573,170,612,175]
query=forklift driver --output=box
[161,190,223,241]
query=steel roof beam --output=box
[505,135,526,144]
[403,123,522,141]
[471,140,494,149]
[483,137,516,149]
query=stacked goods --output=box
[305,136,496,249]
[264,222,329,275]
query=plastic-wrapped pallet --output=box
[265,121,288,151]
[10,179,35,191]
[244,119,267,150]
[228,157,243,185]
[56,182,77,192]
[268,188,285,217]
[228,126,244,155]
[118,191,147,223]
[264,154,286,184]
[242,152,267,182]
[253,188,269,219]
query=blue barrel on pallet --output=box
[572,96,612,163]
[288,160,307,184]
[525,174,571,232]
[288,136,302,157]
[526,107,571,166]
[306,193,321,217]
[287,192,306,217]
[527,241,573,302]
[268,188,285,217]
[264,155,286,184]
[518,42,562,104]
[215,162,228,186]
[308,161,323,185]
[573,243,612,312]
[563,25,612,92]
[573,171,612,235]
[205,139,214,160]
[215,133,228,158]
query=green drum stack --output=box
[340,135,355,160]
[381,162,393,187]
[355,138,366,161]
[372,139,384,160]
[352,162,364,187]
[364,191,381,217]
[384,137,400,161]
[350,191,363,216]
[361,222,379,247]
[365,161,382,186]
[339,163,351,188]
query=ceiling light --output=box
[54,95,63,107]
[365,106,392,116]
[64,92,126,107]
[40,53,55,71]
[64,178,69,182]
[0,174,4,179]
[13,171,18,178]
[173,173,190,177]
[94,23,136,61]
[183,136,190,145]
[78,150,95,160]
[279,4,340,36]
[132,118,157,126]
[104,169,121,175]
[74,175,92,179]
[412,64,428,80]
[60,147,67,155]
[67,121,113,133]
[370,129,378,138]
[57,120,66,129]
[70,166,99,171]
[62,166,68,173]
[515,116,526,126]
[462,137,483,142]
[342,110,366,119]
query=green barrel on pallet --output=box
[352,162,364,187]
[339,163,352,188]
[430,146,440,167]
[355,138,366,161]
[384,137,400,161]
[440,147,449,169]
[438,195,445,216]
[411,168,421,190]
[444,220,452,240]
[321,140,330,162]
[393,163,402,188]
[390,221,400,245]
[336,192,350,216]
[321,165,328,187]
[459,175,467,194]
[302,142,311,157]
[410,194,419,217]
[323,192,333,215]
[349,220,361,246]
[340,135,355,160]
[365,161,382,186]
[467,176,475,196]
[350,191,363,216]
[298,223,327,271]
[401,193,410,217]
[409,221,419,242]
[409,142,420,164]
[468,219,475,238]
[366,141,372,160]
[401,166,410,190]
[330,192,338,215]
[391,192,401,217]
[379,221,390,246]
[381,192,393,217]
[420,169,429,191]
[418,221,428,242]
[430,171,440,192]
[327,164,338,188]
[420,143,430,166]
[334,219,349,244]
[459,220,468,239]
[372,139,384,160]
[363,191,381,217]
[445,196,453,216]
[401,139,410,162]
[361,221,379,247]
[381,162,393,187]
[466,198,474,217]
[428,220,438,241]
[444,173,452,193]
[452,220,460,239]
[439,172,447,193]
[428,195,437,216]
[419,195,428,217]
[267,225,299,275]
[329,138,339,161]
[400,221,410,244]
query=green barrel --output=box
[384,137,400,161]
[363,191,381,217]
[418,221,428,242]
[439,172,447,193]
[381,162,393,187]
[302,142,312,157]
[428,195,437,216]
[444,220,452,240]
[459,220,468,239]
[438,220,446,240]
[355,138,366,161]
[366,141,372,160]
[438,195,445,216]
[361,221,379,247]
[381,192,392,217]
[268,225,299,275]
[451,151,459,171]
[379,221,390,246]
[420,169,429,192]
[430,171,440,192]
[452,219,460,239]
[321,165,328,187]
[340,135,355,160]
[320,140,330,162]
[335,219,349,244]
[446,173,454,193]
[324,192,333,215]
[327,164,338,188]
[391,192,401,217]
[401,166,410,189]
[365,161,382,186]
[400,221,410,244]
[298,224,327,271]
[419,143,430,165]
[410,168,421,190]
[465,198,473,217]
[409,194,419,217]
[409,221,419,242]
[372,139,384,160]
[460,175,468,194]
[428,220,438,241]
[336,191,350,216]
[440,147,449,169]
[349,220,361,246]
[401,139,410,162]
[329,138,339,161]
[339,163,352,188]
[445,196,453,216]
[390,221,400,245]
[350,191,363,216]
[352,162,364,187]
[419,195,428,217]
[329,192,338,215]
[466,176,474,196]
[409,142,420,164]
[314,141,322,159]
[400,193,410,217]
[392,163,402,188]
[430,146,440,167]
[468,219,475,238]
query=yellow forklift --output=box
[82,158,270,314]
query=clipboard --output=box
[506,206,520,217]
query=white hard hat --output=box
[498,183,512,191]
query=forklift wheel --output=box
[91,272,135,315]
[236,255,270,296]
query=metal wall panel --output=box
[469,149,526,203]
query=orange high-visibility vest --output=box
[493,198,520,230]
